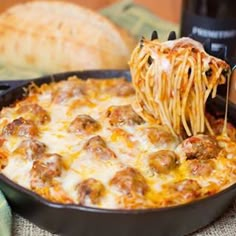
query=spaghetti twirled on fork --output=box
[129,37,231,137]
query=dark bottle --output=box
[180,0,236,57]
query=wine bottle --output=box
[180,0,236,57]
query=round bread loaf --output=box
[0,1,136,74]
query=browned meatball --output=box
[84,135,116,160]
[68,115,100,135]
[149,150,178,174]
[106,105,144,126]
[171,179,201,200]
[180,135,220,160]
[52,79,85,103]
[146,127,175,145]
[206,113,236,141]
[76,178,105,205]
[2,117,38,137]
[108,79,135,97]
[110,167,149,196]
[0,151,7,170]
[212,118,236,141]
[31,153,63,186]
[14,139,47,160]
[84,135,106,149]
[187,159,215,177]
[17,104,50,124]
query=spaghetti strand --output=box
[129,37,230,137]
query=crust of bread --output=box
[0,1,137,73]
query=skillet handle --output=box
[231,58,236,71]
[228,55,236,102]
[0,80,29,95]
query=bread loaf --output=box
[0,1,136,74]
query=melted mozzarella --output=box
[0,78,235,209]
[2,156,32,188]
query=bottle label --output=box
[181,10,236,57]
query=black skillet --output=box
[0,32,235,236]
[0,69,236,236]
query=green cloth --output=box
[101,0,179,41]
[0,191,12,236]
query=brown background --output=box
[0,0,182,23]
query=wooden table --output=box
[0,0,182,23]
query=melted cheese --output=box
[0,77,235,209]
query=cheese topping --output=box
[0,77,235,209]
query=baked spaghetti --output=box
[0,75,235,209]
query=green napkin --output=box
[0,191,12,236]
[100,0,179,41]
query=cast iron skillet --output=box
[0,69,236,236]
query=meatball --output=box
[76,178,105,205]
[110,167,149,196]
[84,135,116,160]
[2,117,38,137]
[179,134,220,160]
[171,179,201,200]
[187,159,215,177]
[145,127,175,146]
[84,135,106,149]
[31,153,63,186]
[108,79,135,97]
[212,118,236,141]
[17,104,50,124]
[68,115,100,135]
[14,139,47,160]
[206,113,236,141]
[106,105,144,126]
[149,150,178,174]
[52,79,85,103]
